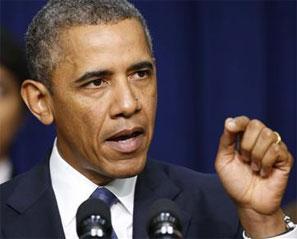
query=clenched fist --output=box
[215,116,294,238]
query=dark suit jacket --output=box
[0,158,242,238]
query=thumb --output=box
[218,116,250,155]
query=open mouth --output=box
[105,127,145,153]
[107,128,144,142]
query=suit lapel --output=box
[3,159,65,238]
[3,158,191,238]
[133,160,191,238]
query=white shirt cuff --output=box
[242,225,297,239]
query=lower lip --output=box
[105,134,144,154]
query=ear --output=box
[21,80,54,125]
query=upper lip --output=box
[106,126,145,141]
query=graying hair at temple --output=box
[25,0,153,90]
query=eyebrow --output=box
[74,70,113,84]
[127,61,154,72]
[74,60,154,84]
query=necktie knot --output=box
[90,187,118,207]
[89,187,118,239]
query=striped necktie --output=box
[90,187,118,239]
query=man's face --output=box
[0,66,23,158]
[50,19,157,184]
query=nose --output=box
[110,78,141,119]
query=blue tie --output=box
[90,187,118,239]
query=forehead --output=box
[58,19,151,62]
[50,19,153,83]
[50,19,153,86]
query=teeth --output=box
[117,135,131,141]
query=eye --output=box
[136,70,148,78]
[130,69,152,81]
[83,78,108,89]
[91,79,102,86]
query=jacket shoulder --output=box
[0,160,47,200]
[146,160,241,238]
[0,160,65,238]
[148,159,226,194]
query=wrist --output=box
[238,208,286,238]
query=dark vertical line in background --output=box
[265,1,297,204]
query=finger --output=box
[250,127,277,172]
[240,119,266,164]
[274,143,294,170]
[219,116,250,153]
[259,142,289,178]
[287,152,294,171]
[225,116,250,133]
[280,141,288,150]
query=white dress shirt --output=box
[50,141,136,239]
[0,158,12,184]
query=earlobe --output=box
[21,80,54,125]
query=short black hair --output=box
[26,0,153,90]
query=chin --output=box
[107,154,147,178]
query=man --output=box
[0,28,28,183]
[0,0,296,238]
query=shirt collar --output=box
[50,139,137,228]
[105,175,136,215]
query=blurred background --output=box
[1,0,296,212]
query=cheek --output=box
[54,96,109,142]
[136,82,157,140]
[143,82,157,117]
[80,99,111,136]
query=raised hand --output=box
[215,116,294,238]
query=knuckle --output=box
[243,115,250,121]
[282,143,288,150]
[261,128,273,140]
[249,119,264,130]
[239,115,250,121]
[272,144,281,155]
